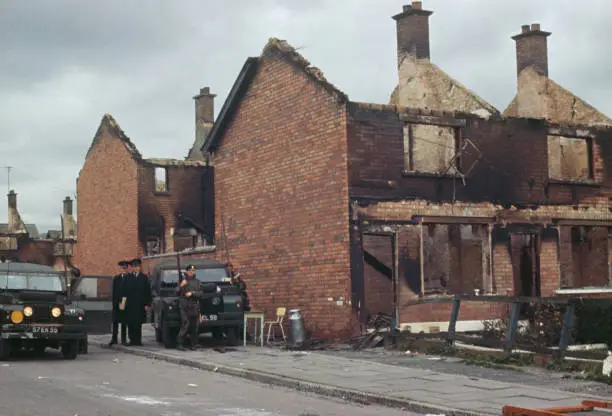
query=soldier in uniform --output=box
[177,264,202,351]
[109,260,129,346]
[123,258,152,346]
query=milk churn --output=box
[288,309,305,347]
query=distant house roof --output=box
[0,223,39,239]
[202,38,349,153]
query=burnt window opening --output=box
[154,167,168,193]
[547,135,594,182]
[145,237,161,256]
[403,123,461,174]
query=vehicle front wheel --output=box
[162,318,177,349]
[0,340,11,361]
[79,336,88,354]
[61,340,79,360]
[226,327,240,347]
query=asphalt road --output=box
[0,346,417,416]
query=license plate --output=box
[201,315,217,321]
[32,326,58,335]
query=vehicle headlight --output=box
[10,310,24,324]
[51,307,61,318]
[216,285,221,293]
[23,306,33,317]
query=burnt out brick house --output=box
[75,88,216,294]
[196,1,612,338]
[0,190,77,271]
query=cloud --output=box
[1,0,610,233]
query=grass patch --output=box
[546,359,612,384]
[461,353,532,371]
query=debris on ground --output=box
[350,313,392,351]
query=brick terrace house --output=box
[0,190,77,271]
[75,88,216,295]
[194,1,612,338]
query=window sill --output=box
[402,170,465,180]
[154,191,170,196]
[547,179,602,187]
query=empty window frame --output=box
[547,135,593,181]
[403,123,460,174]
[154,167,168,192]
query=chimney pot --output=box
[393,3,434,65]
[512,24,551,77]
[200,87,210,95]
[63,196,73,216]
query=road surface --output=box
[0,346,417,416]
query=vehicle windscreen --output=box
[161,268,229,284]
[0,273,65,292]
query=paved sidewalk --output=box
[89,328,610,416]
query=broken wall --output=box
[347,104,612,207]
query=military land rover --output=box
[150,258,244,348]
[0,262,88,360]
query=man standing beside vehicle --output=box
[109,260,129,346]
[177,264,202,351]
[123,258,152,346]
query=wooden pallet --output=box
[503,400,612,416]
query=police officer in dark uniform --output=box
[123,258,152,346]
[177,265,202,351]
[109,260,129,346]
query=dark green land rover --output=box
[0,262,87,360]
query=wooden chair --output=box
[265,307,287,343]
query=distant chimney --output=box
[392,1,434,66]
[63,196,73,216]
[512,23,551,77]
[8,190,16,210]
[193,86,215,130]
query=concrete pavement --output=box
[0,345,415,416]
[89,327,612,416]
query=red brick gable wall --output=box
[76,124,140,280]
[211,55,355,339]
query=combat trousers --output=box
[178,314,199,346]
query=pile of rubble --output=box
[351,313,393,351]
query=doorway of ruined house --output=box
[512,232,541,318]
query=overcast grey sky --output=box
[1,0,611,233]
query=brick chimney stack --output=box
[392,1,434,67]
[63,196,73,216]
[512,23,551,77]
[194,86,215,125]
[7,190,16,210]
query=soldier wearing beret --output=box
[177,264,202,351]
[109,260,129,346]
[122,258,152,346]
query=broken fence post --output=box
[447,297,461,346]
[558,301,575,353]
[505,301,521,353]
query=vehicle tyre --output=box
[0,340,11,361]
[226,327,239,346]
[162,317,177,349]
[212,328,223,342]
[79,336,88,354]
[61,340,79,360]
[155,326,162,343]
[33,343,46,356]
